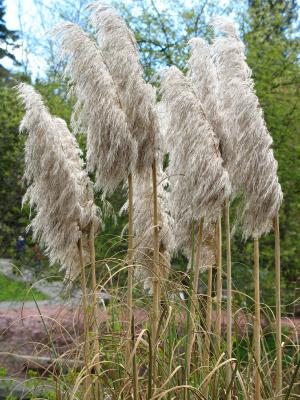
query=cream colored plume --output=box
[18,83,99,282]
[187,38,227,269]
[212,17,282,238]
[184,221,217,272]
[120,168,173,292]
[159,66,231,256]
[89,3,158,172]
[156,102,171,155]
[212,17,251,83]
[188,38,230,163]
[132,170,173,292]
[157,87,217,269]
[53,22,138,194]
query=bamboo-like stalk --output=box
[131,316,139,400]
[184,221,195,400]
[203,266,213,398]
[151,159,160,385]
[89,223,98,327]
[253,238,261,400]
[215,216,222,351]
[211,217,222,400]
[224,200,232,394]
[273,214,282,395]
[127,173,134,366]
[88,223,103,400]
[186,219,204,384]
[78,237,92,400]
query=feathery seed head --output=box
[130,170,174,292]
[17,83,99,282]
[212,16,238,38]
[212,18,283,238]
[89,2,158,172]
[53,22,138,194]
[212,17,251,83]
[159,66,231,255]
[185,221,217,272]
[188,37,229,154]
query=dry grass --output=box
[1,242,299,400]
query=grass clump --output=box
[0,272,47,301]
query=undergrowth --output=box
[1,247,299,400]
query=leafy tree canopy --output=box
[0,0,19,77]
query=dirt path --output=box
[0,259,111,379]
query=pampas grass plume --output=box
[132,171,173,292]
[89,2,158,172]
[188,38,230,162]
[18,83,99,281]
[53,22,138,194]
[212,17,283,238]
[159,66,231,255]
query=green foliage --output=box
[0,271,47,301]
[5,395,17,400]
[34,80,73,122]
[113,0,233,79]
[0,0,20,77]
[94,187,128,262]
[236,0,300,292]
[0,83,27,256]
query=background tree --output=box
[0,0,19,78]
[239,0,300,301]
[113,0,233,79]
[0,84,25,255]
[0,0,23,255]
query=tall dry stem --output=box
[78,237,92,400]
[253,238,261,400]
[89,223,98,327]
[203,266,213,398]
[88,222,103,400]
[215,216,222,350]
[151,159,160,385]
[186,219,204,384]
[224,200,232,394]
[127,173,134,364]
[131,316,139,400]
[274,214,282,395]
